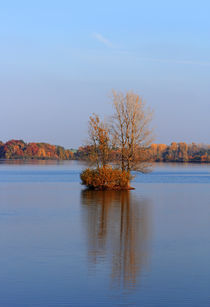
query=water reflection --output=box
[0,159,61,165]
[81,190,151,289]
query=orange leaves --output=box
[88,114,110,167]
[80,166,132,190]
[37,148,46,158]
[149,142,210,163]
[0,140,74,160]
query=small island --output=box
[80,90,153,190]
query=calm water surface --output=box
[0,161,209,306]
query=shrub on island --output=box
[80,166,133,190]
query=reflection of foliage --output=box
[81,190,150,289]
[0,139,74,160]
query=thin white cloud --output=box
[141,57,210,67]
[90,38,210,67]
[118,51,210,67]
[92,32,113,48]
[123,53,210,67]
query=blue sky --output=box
[0,0,210,147]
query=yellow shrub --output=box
[80,166,132,190]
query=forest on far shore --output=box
[0,139,210,163]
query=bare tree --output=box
[111,91,153,173]
[88,114,110,168]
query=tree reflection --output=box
[81,190,150,289]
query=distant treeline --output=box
[0,140,74,160]
[1,140,210,163]
[149,142,210,163]
[76,142,210,163]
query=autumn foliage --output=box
[0,140,74,160]
[77,143,210,163]
[80,166,132,190]
[1,139,210,163]
[149,142,210,163]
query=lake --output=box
[0,161,209,306]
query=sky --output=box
[0,0,210,148]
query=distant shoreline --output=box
[0,158,210,164]
[1,140,210,163]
